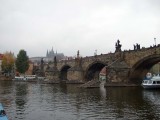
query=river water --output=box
[0,81,160,120]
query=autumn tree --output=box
[15,49,29,74]
[1,51,15,74]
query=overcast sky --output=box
[0,0,160,57]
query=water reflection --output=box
[1,81,160,120]
[142,90,160,119]
[143,90,160,104]
[100,86,106,100]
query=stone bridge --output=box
[44,43,160,84]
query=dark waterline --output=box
[0,81,160,120]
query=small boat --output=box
[142,73,160,89]
[25,75,37,80]
[12,75,37,81]
[12,76,26,80]
[0,103,8,120]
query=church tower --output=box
[46,50,49,57]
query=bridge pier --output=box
[67,67,84,83]
[107,68,130,83]
[45,66,60,82]
[107,60,130,83]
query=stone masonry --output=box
[44,41,160,85]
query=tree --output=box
[1,51,15,74]
[15,49,29,74]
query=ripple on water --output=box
[1,82,160,120]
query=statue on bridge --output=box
[34,58,45,77]
[54,56,57,67]
[40,58,44,70]
[77,50,80,58]
[115,39,122,52]
[133,43,141,50]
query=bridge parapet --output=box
[124,46,160,68]
[57,59,75,70]
[81,53,116,69]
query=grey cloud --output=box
[0,0,159,57]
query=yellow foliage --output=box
[1,51,15,73]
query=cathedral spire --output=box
[46,50,48,57]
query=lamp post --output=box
[154,38,156,46]
[158,62,160,75]
[154,38,157,54]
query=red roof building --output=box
[0,54,3,60]
[0,53,4,72]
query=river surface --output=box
[0,81,160,120]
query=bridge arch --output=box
[85,61,107,81]
[129,54,160,83]
[60,65,71,80]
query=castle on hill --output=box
[30,47,65,64]
[46,47,64,61]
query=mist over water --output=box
[0,81,160,120]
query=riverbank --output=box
[79,82,139,88]
[0,76,140,87]
[0,75,12,81]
